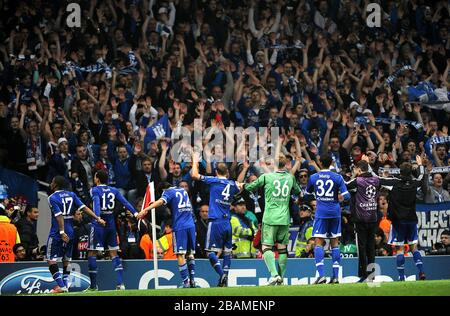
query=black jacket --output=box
[71,158,91,189]
[134,171,157,199]
[195,218,208,258]
[15,218,39,259]
[381,166,425,222]
[72,221,91,260]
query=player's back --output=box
[48,190,84,238]
[201,176,240,220]
[261,171,299,225]
[307,170,348,219]
[91,185,119,226]
[162,187,195,231]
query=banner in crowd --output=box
[416,202,450,249]
[143,114,172,151]
[379,166,450,174]
[0,167,39,205]
[1,256,449,294]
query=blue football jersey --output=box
[161,187,195,231]
[90,185,137,227]
[306,170,349,218]
[200,175,240,220]
[48,190,85,239]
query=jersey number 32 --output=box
[316,180,334,197]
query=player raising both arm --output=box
[87,170,139,291]
[243,154,300,286]
[377,155,427,281]
[139,182,198,288]
[46,176,105,293]
[191,152,242,287]
[304,154,350,285]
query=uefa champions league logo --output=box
[365,185,377,200]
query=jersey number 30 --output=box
[316,180,334,197]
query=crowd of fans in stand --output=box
[0,0,449,261]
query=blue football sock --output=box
[412,250,424,274]
[88,256,98,288]
[222,253,231,276]
[314,246,325,278]
[50,264,66,288]
[112,256,124,286]
[396,253,405,280]
[178,263,189,285]
[62,267,70,288]
[208,252,224,277]
[331,247,341,279]
[187,258,195,283]
[53,271,66,288]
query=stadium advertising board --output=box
[1,256,449,294]
[416,202,450,250]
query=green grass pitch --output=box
[62,280,450,296]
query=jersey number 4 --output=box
[316,180,334,197]
[222,184,231,201]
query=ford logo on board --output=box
[0,267,90,294]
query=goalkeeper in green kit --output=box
[243,154,300,285]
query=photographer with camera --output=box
[428,230,450,256]
[230,197,257,259]
[15,205,42,260]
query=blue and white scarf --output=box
[385,65,414,85]
[374,117,423,130]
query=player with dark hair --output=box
[87,170,138,291]
[345,157,382,282]
[380,156,427,281]
[191,154,241,287]
[46,176,105,293]
[305,154,350,284]
[139,182,197,288]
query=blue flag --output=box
[0,167,39,205]
[144,115,172,151]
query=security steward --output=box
[0,187,21,262]
[230,197,257,258]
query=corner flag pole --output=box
[142,182,159,289]
[149,182,159,289]
[151,207,159,289]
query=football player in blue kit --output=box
[87,170,139,291]
[139,182,197,288]
[305,154,350,284]
[191,154,242,287]
[47,176,105,293]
